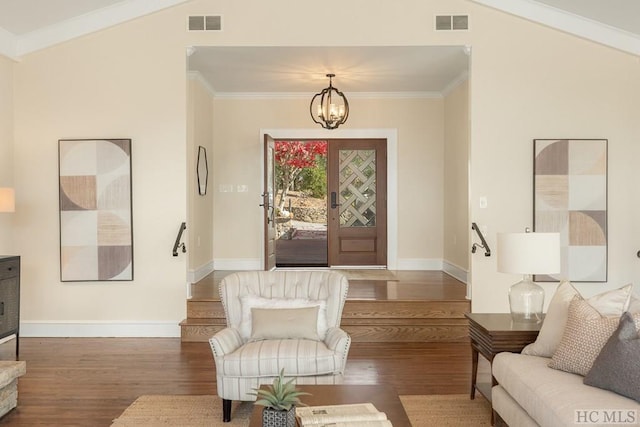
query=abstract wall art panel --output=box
[59,139,133,281]
[534,139,607,282]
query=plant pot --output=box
[262,406,296,427]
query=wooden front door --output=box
[327,139,387,266]
[263,134,276,270]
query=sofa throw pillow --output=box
[584,312,640,403]
[522,282,632,358]
[250,306,320,341]
[549,297,626,376]
[239,295,328,341]
[522,281,578,357]
[628,295,640,314]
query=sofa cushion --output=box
[250,306,320,341]
[491,385,539,427]
[522,282,632,358]
[548,297,623,376]
[493,352,640,427]
[239,295,328,341]
[220,339,342,377]
[584,312,640,403]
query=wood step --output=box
[186,299,470,319]
[179,318,225,343]
[181,298,470,343]
[187,300,225,319]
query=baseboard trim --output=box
[396,258,443,270]
[20,321,181,338]
[187,261,214,283]
[213,258,261,270]
[443,260,469,284]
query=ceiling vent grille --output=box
[188,15,222,31]
[435,15,469,31]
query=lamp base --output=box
[509,275,544,323]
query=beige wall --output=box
[0,55,13,254]
[211,96,445,268]
[187,76,214,278]
[2,0,639,335]
[12,8,189,334]
[443,80,470,274]
[468,4,640,311]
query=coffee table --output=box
[248,384,411,426]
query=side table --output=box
[465,313,542,402]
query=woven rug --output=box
[340,269,398,281]
[111,394,491,426]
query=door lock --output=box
[330,192,341,209]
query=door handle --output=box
[259,193,269,208]
[331,192,341,209]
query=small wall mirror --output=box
[197,146,208,196]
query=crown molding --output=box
[441,71,469,96]
[0,26,17,60]
[187,71,216,97]
[10,0,189,58]
[471,0,640,55]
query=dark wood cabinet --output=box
[0,256,20,358]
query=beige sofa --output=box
[492,352,640,427]
[491,282,640,427]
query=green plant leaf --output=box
[250,369,312,410]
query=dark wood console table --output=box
[0,256,20,359]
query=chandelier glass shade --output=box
[310,73,349,129]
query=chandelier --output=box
[310,73,349,129]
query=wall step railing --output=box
[173,222,187,256]
[471,222,491,256]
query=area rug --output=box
[400,394,492,426]
[340,269,398,281]
[111,394,491,426]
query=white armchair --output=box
[209,270,351,422]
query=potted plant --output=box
[251,369,310,427]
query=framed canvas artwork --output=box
[59,139,133,281]
[533,139,607,282]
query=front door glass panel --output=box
[339,149,376,227]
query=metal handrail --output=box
[471,222,491,257]
[172,222,187,256]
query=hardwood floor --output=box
[0,271,488,425]
[276,239,328,266]
[0,338,489,426]
[190,270,468,301]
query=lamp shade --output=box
[497,232,561,275]
[0,188,15,213]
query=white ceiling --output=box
[0,0,126,35]
[532,0,640,35]
[0,0,637,94]
[187,46,470,94]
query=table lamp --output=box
[0,188,15,213]
[497,231,560,323]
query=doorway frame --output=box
[260,128,398,270]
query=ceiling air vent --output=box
[188,15,222,31]
[435,15,469,31]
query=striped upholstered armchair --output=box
[209,270,352,422]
